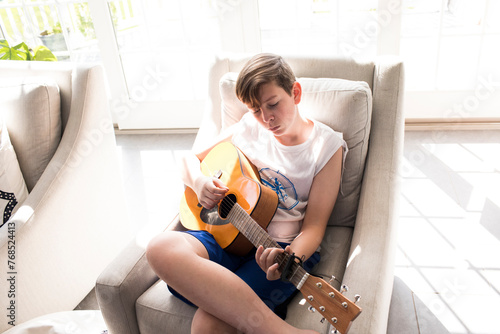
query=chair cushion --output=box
[0,78,61,191]
[0,120,28,229]
[219,73,372,227]
[136,281,196,334]
[134,226,353,334]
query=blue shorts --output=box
[168,230,320,315]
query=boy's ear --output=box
[292,81,302,104]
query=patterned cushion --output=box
[0,120,28,229]
[219,73,373,227]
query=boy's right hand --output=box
[193,176,229,209]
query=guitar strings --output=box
[219,196,280,250]
[217,194,356,329]
[218,196,305,285]
[221,198,342,287]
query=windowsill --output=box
[405,118,500,131]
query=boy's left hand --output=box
[255,245,293,281]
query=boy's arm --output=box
[290,146,343,260]
[257,147,343,280]
[179,125,239,209]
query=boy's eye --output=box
[268,102,278,108]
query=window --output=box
[259,0,378,58]
[0,0,100,62]
[1,0,499,128]
[400,0,500,120]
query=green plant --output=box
[0,39,57,61]
[39,22,63,36]
[74,4,96,40]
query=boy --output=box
[146,53,346,333]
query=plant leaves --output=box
[12,42,32,60]
[0,39,14,60]
[0,46,9,59]
[0,39,57,61]
[32,45,58,61]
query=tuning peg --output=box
[354,294,361,304]
[340,284,349,294]
[320,317,326,323]
[329,275,336,284]
[330,328,340,334]
[308,306,316,313]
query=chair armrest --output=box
[96,236,158,334]
[0,64,131,332]
[340,57,405,334]
[96,216,183,334]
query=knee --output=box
[145,232,179,270]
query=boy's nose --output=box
[262,109,274,123]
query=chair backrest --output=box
[0,64,67,191]
[0,61,74,130]
[195,55,401,228]
[0,61,103,191]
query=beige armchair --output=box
[96,55,404,334]
[0,61,132,332]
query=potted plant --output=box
[0,39,57,61]
[39,22,67,51]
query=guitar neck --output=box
[222,196,361,333]
[226,202,309,289]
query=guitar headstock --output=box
[299,275,362,334]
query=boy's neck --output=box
[274,116,313,146]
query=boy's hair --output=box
[235,53,296,109]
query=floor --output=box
[81,129,499,334]
[390,130,500,334]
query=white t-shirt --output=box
[232,113,347,243]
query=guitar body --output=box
[180,142,278,256]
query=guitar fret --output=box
[227,204,314,289]
[291,265,303,284]
[228,209,241,229]
[257,233,266,248]
[276,253,287,271]
[248,218,257,243]
[229,204,281,251]
[241,213,251,240]
[250,219,261,245]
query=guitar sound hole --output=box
[219,194,237,219]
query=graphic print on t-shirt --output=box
[259,168,298,211]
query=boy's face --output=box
[246,81,301,139]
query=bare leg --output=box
[146,231,318,334]
[192,308,241,334]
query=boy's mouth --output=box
[269,126,280,132]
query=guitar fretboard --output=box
[224,201,309,288]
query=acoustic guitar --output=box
[179,142,362,333]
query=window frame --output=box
[2,0,499,129]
